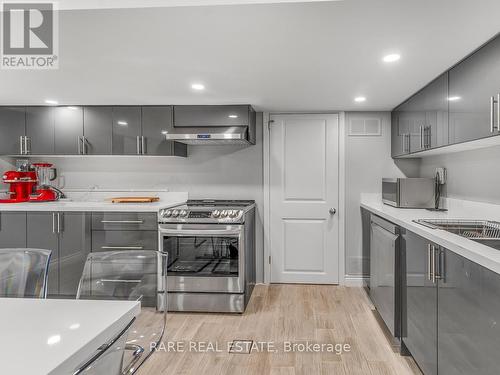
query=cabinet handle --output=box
[25,137,31,154]
[491,96,497,133]
[420,126,424,149]
[101,246,144,250]
[19,136,24,154]
[78,136,82,155]
[497,94,500,133]
[427,244,432,281]
[52,213,56,233]
[57,213,63,233]
[136,136,141,155]
[82,136,88,155]
[141,136,145,155]
[406,134,410,153]
[431,245,437,284]
[100,220,144,224]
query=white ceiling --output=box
[1,0,500,111]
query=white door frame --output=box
[263,112,346,285]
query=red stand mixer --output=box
[0,162,64,203]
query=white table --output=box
[0,298,140,375]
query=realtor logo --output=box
[1,2,59,69]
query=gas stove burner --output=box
[159,199,255,224]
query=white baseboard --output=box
[343,275,369,287]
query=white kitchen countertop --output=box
[0,298,140,375]
[361,194,500,275]
[0,191,188,212]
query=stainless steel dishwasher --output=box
[369,214,401,346]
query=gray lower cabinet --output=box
[449,35,500,144]
[83,106,113,155]
[0,107,25,155]
[27,212,60,296]
[112,107,142,155]
[438,249,500,374]
[402,229,437,375]
[58,212,91,296]
[0,212,27,247]
[27,212,91,298]
[26,106,55,155]
[54,106,84,155]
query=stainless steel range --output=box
[158,199,256,313]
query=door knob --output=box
[329,208,337,215]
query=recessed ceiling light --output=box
[447,96,461,101]
[354,96,366,103]
[45,99,58,105]
[47,335,61,345]
[117,121,128,126]
[191,83,205,91]
[69,323,80,330]
[383,54,401,63]
[228,114,238,119]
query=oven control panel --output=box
[160,208,244,223]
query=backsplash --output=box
[419,145,500,205]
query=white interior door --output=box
[269,114,339,284]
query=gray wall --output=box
[344,112,419,278]
[12,115,265,282]
[419,145,500,205]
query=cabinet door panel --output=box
[27,212,59,296]
[449,36,500,144]
[112,107,141,155]
[83,106,113,155]
[54,106,84,155]
[174,105,249,127]
[0,107,25,155]
[402,230,437,375]
[439,249,500,374]
[142,106,174,155]
[26,107,55,154]
[59,212,91,297]
[0,212,27,247]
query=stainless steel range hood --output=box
[165,126,251,145]
[166,105,256,145]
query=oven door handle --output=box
[160,228,243,236]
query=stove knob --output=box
[212,210,221,218]
[164,210,172,217]
[172,210,179,217]
[229,210,239,218]
[180,210,188,217]
[220,210,228,218]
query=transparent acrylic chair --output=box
[0,248,51,298]
[76,250,168,374]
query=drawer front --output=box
[92,230,158,252]
[92,212,157,231]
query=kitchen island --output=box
[0,298,140,375]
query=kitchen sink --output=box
[414,219,500,249]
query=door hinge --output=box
[268,255,271,264]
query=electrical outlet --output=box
[436,167,447,185]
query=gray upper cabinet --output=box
[391,73,449,157]
[174,105,250,127]
[391,102,411,157]
[83,106,113,155]
[54,106,84,155]
[26,106,55,155]
[112,107,142,155]
[0,107,25,155]
[142,106,186,156]
[0,212,27,247]
[449,36,500,144]
[402,229,437,375]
